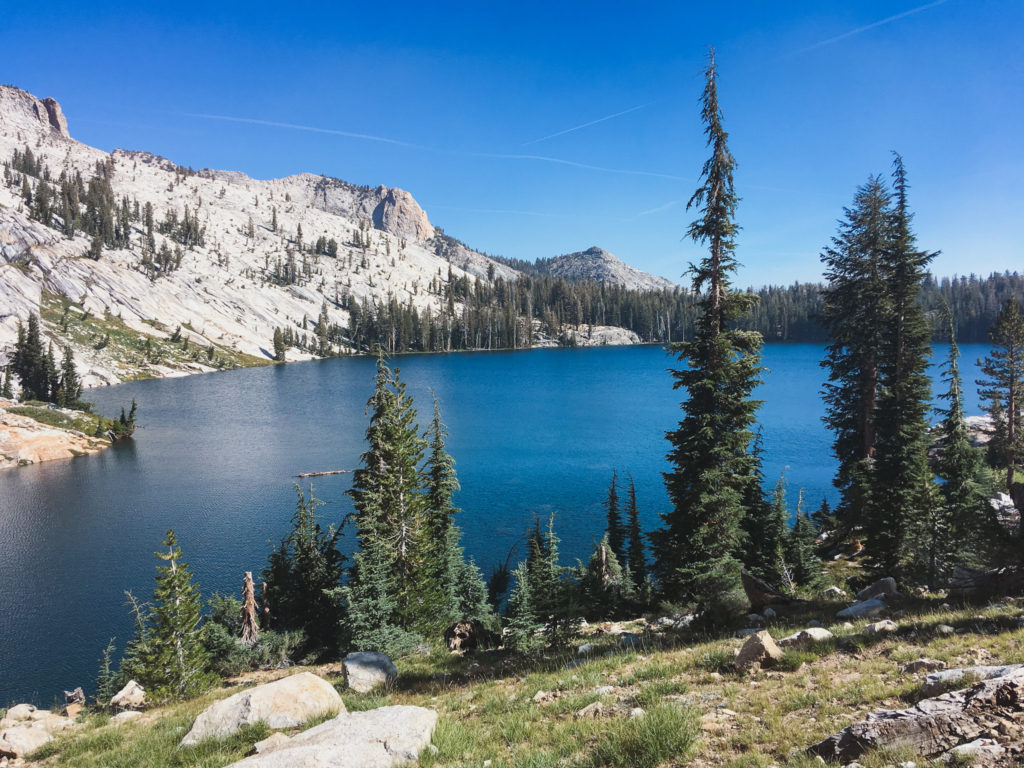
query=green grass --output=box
[28,596,1024,768]
[39,291,269,381]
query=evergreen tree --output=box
[655,49,763,618]
[262,485,345,653]
[977,298,1024,490]
[934,315,995,569]
[345,356,426,644]
[12,313,49,401]
[819,176,891,531]
[504,562,541,654]
[867,156,937,576]
[272,327,286,362]
[121,530,215,702]
[785,494,821,591]
[604,469,625,562]
[744,472,787,586]
[1,366,12,399]
[578,533,633,620]
[57,345,81,408]
[624,474,648,589]
[811,498,835,533]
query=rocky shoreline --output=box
[0,399,111,470]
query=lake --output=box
[0,343,989,705]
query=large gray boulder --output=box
[343,652,398,693]
[110,679,146,710]
[857,577,897,601]
[778,627,834,647]
[836,598,886,619]
[921,664,1024,697]
[180,672,343,747]
[226,705,437,768]
[0,722,52,758]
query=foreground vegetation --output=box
[27,587,1024,768]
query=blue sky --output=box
[3,1,1021,286]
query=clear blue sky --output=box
[3,1,1021,286]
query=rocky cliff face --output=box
[540,247,676,291]
[0,84,663,386]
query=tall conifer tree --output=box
[655,49,763,615]
[624,474,648,589]
[604,469,625,562]
[867,156,937,575]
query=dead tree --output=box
[240,571,260,646]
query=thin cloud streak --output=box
[522,102,653,146]
[183,112,683,180]
[631,199,684,219]
[789,0,950,56]
[183,113,427,149]
[427,204,575,218]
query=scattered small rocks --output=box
[822,585,847,600]
[593,685,615,695]
[575,701,606,719]
[935,624,956,636]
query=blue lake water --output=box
[0,343,989,705]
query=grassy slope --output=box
[39,290,269,382]
[28,594,1024,768]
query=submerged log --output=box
[295,469,352,477]
[741,570,801,612]
[949,565,1024,600]
[808,667,1024,762]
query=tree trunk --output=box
[240,571,260,646]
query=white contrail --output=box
[791,0,950,56]
[183,112,682,180]
[183,113,426,149]
[521,102,653,146]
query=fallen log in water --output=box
[295,469,353,477]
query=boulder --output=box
[343,652,398,693]
[809,667,1024,762]
[778,627,834,647]
[110,680,146,710]
[3,705,34,723]
[856,577,897,601]
[181,672,343,747]
[863,620,898,635]
[943,738,1005,762]
[736,630,783,672]
[0,722,52,758]
[821,585,847,600]
[836,598,886,619]
[444,619,495,651]
[921,664,1024,697]
[64,687,86,705]
[110,710,143,726]
[225,705,437,768]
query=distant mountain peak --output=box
[541,247,676,291]
[0,85,70,139]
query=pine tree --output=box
[578,533,633,620]
[57,345,81,408]
[122,530,215,702]
[820,176,891,531]
[262,485,345,653]
[655,49,763,617]
[867,156,937,576]
[12,313,49,401]
[604,469,625,562]
[977,298,1024,490]
[1,366,12,399]
[934,315,995,569]
[785,494,822,591]
[504,563,541,654]
[744,473,788,586]
[345,355,426,643]
[811,498,835,533]
[272,327,286,362]
[624,474,648,589]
